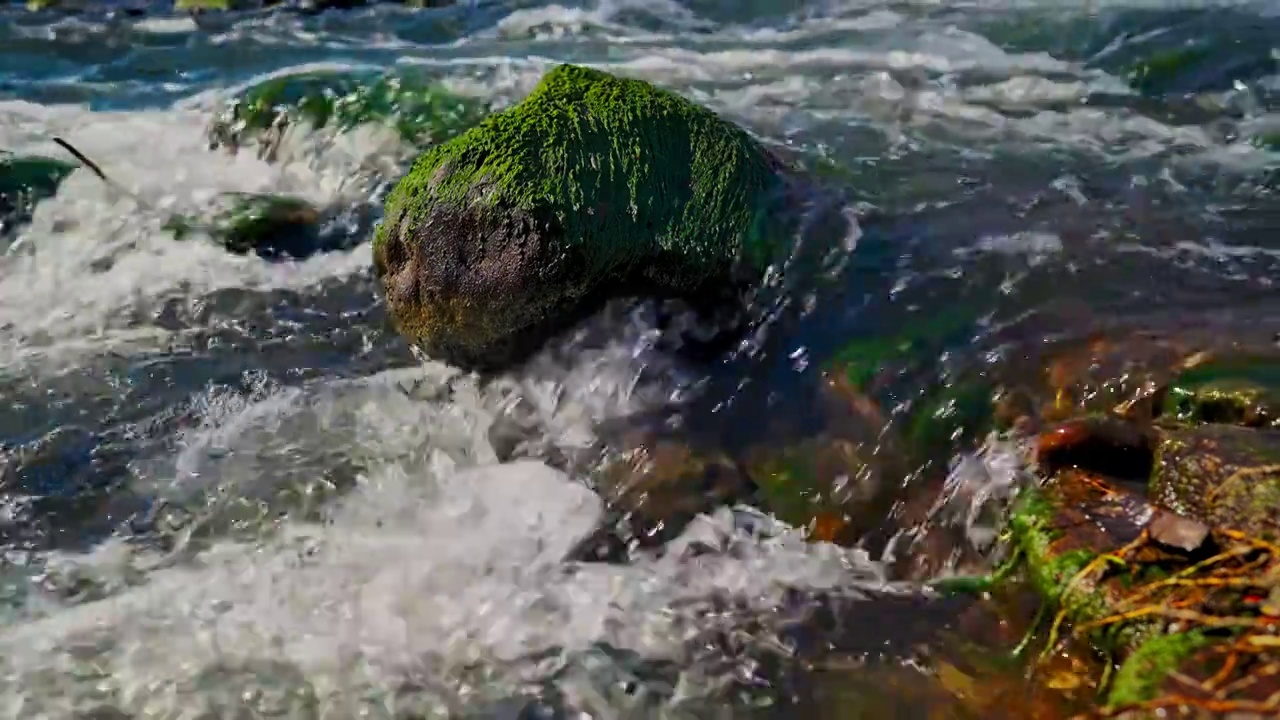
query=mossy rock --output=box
[1003,469,1278,718]
[1007,472,1157,648]
[1108,635,1280,718]
[207,70,489,160]
[1160,356,1280,428]
[374,63,803,370]
[589,440,752,549]
[175,0,268,11]
[1006,344,1280,716]
[165,193,371,261]
[0,153,77,237]
[1149,424,1280,539]
[744,436,890,545]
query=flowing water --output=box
[0,0,1277,717]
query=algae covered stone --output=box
[374,63,800,370]
[165,192,373,261]
[207,70,489,162]
[1000,343,1280,717]
[1149,424,1280,539]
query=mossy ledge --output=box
[373,63,803,371]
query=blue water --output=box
[0,1,1276,717]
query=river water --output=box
[0,1,1276,717]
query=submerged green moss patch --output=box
[1162,358,1280,428]
[382,63,790,281]
[163,193,353,261]
[1126,45,1213,95]
[1006,485,1125,643]
[1107,631,1209,708]
[1008,489,1085,596]
[210,70,490,153]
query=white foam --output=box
[0,454,879,717]
[0,101,401,373]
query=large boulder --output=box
[373,63,804,371]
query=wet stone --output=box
[165,193,376,261]
[588,440,754,550]
[1149,425,1280,539]
[1146,510,1210,553]
[1035,415,1155,482]
[1159,356,1280,428]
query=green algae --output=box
[209,71,489,154]
[176,0,253,10]
[165,193,322,258]
[905,378,996,461]
[746,439,871,537]
[1106,630,1209,708]
[929,547,1024,597]
[1008,489,1099,611]
[378,63,792,283]
[828,306,980,392]
[1126,45,1213,95]
[1162,358,1280,428]
[1149,424,1280,538]
[1005,482,1171,688]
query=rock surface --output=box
[165,192,376,260]
[1005,347,1280,718]
[373,63,803,370]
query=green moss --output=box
[165,193,323,259]
[210,71,489,152]
[1007,488,1108,621]
[380,63,791,283]
[905,379,995,459]
[748,440,865,530]
[1126,45,1213,95]
[1107,631,1209,708]
[1162,359,1280,427]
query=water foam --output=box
[0,351,896,718]
[0,97,401,372]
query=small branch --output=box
[52,137,108,181]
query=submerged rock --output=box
[165,192,375,261]
[374,63,805,370]
[0,152,77,237]
[175,0,263,10]
[1004,347,1280,717]
[207,70,489,162]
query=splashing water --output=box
[0,0,1276,716]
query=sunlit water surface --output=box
[0,0,1276,716]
